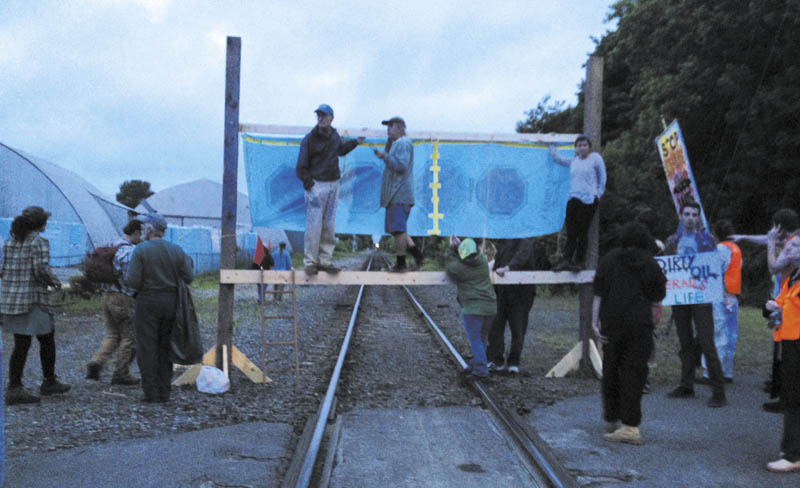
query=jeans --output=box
[135,291,176,401]
[463,314,493,375]
[674,304,725,396]
[563,197,597,263]
[304,180,339,267]
[486,286,535,367]
[702,297,738,379]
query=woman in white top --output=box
[550,134,607,271]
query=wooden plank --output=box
[239,123,579,144]
[220,269,595,285]
[172,364,203,386]
[545,339,602,378]
[231,345,271,384]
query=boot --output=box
[603,424,642,445]
[40,376,71,396]
[86,361,101,380]
[6,385,41,405]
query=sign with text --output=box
[656,251,723,306]
[655,120,708,230]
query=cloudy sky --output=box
[1,0,616,198]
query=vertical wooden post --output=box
[579,55,603,373]
[217,36,241,374]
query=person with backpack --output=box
[1,206,71,406]
[125,213,193,403]
[85,219,144,385]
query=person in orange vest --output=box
[763,241,800,472]
[701,220,742,382]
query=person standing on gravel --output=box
[125,213,193,403]
[593,222,666,445]
[1,206,71,406]
[374,116,423,271]
[86,218,144,386]
[662,201,727,408]
[485,238,536,374]
[296,103,365,276]
[445,236,496,379]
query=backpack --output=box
[82,243,130,283]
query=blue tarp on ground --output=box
[243,134,575,238]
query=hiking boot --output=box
[707,394,727,408]
[319,264,341,274]
[40,377,71,396]
[111,375,140,386]
[603,425,641,445]
[6,386,41,405]
[86,361,101,380]
[667,386,694,398]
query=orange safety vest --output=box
[776,274,800,341]
[719,241,742,294]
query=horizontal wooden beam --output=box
[219,270,595,285]
[239,123,579,144]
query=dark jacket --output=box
[296,126,359,187]
[493,238,536,299]
[593,247,666,335]
[445,248,496,316]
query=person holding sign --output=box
[550,134,606,271]
[593,222,666,445]
[662,201,727,407]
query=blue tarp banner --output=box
[243,134,575,238]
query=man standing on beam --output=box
[296,103,365,275]
[374,116,424,272]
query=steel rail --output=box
[293,254,374,488]
[395,260,573,488]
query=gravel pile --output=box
[5,253,596,468]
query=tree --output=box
[116,180,154,209]
[518,0,800,304]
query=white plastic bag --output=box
[196,365,230,394]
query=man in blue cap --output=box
[296,104,365,275]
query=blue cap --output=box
[314,104,334,116]
[134,213,167,232]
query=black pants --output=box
[486,286,535,367]
[780,339,800,462]
[602,326,653,427]
[564,197,597,263]
[674,304,725,395]
[9,332,56,386]
[135,291,176,400]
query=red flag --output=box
[253,236,266,266]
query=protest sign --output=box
[655,120,708,230]
[655,251,723,306]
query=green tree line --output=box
[518,0,799,304]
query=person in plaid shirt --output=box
[1,206,71,405]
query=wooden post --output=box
[579,55,603,373]
[217,36,241,375]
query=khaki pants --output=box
[304,180,339,267]
[92,292,136,379]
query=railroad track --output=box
[282,253,577,488]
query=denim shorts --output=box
[385,203,412,234]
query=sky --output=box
[1,0,616,199]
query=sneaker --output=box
[667,386,695,398]
[5,386,41,405]
[111,375,140,386]
[707,394,727,408]
[605,421,620,433]
[40,377,71,396]
[305,264,318,276]
[767,458,800,473]
[603,425,642,445]
[319,264,341,274]
[86,361,101,380]
[488,362,505,373]
[507,365,520,374]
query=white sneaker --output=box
[508,365,520,374]
[488,362,505,372]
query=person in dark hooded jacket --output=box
[592,221,666,445]
[445,237,496,379]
